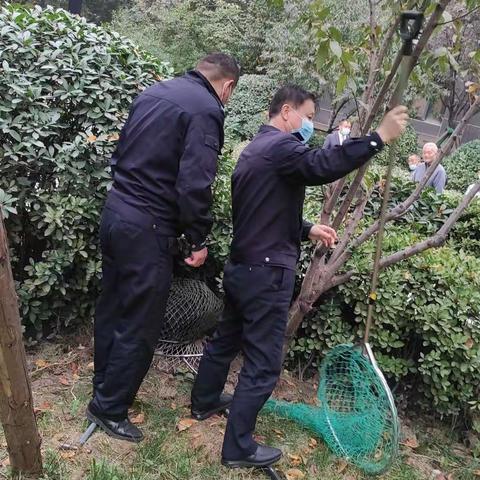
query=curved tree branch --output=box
[436,6,480,26]
[328,182,480,290]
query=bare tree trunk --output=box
[0,214,42,478]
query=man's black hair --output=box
[197,53,241,85]
[268,85,315,118]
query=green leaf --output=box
[336,73,348,95]
[441,11,453,23]
[329,40,342,58]
[316,41,330,67]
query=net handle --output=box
[364,11,424,343]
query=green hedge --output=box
[292,241,480,416]
[0,4,172,333]
[442,140,480,192]
[291,172,480,416]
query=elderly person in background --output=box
[412,142,447,194]
[407,153,420,173]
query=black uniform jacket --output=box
[107,70,224,250]
[230,125,384,269]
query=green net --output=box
[263,343,399,475]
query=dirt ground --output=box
[0,334,478,480]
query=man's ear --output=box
[222,79,236,103]
[280,104,291,121]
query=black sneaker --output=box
[191,393,233,421]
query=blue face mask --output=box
[290,110,314,144]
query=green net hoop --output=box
[264,343,399,475]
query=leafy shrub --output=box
[225,74,277,141]
[442,140,480,191]
[0,4,172,333]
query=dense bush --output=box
[15,0,131,24]
[225,74,277,141]
[292,240,480,416]
[0,4,172,333]
[442,140,480,191]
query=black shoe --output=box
[191,393,233,421]
[86,406,144,443]
[222,445,282,468]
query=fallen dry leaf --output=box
[108,133,120,142]
[86,135,97,143]
[59,377,70,386]
[177,418,197,432]
[170,402,177,410]
[283,377,295,387]
[336,459,348,473]
[309,464,318,476]
[59,450,76,460]
[285,468,305,480]
[308,438,318,449]
[273,429,284,435]
[190,433,204,451]
[35,359,48,368]
[131,413,145,425]
[87,362,94,371]
[287,453,302,467]
[59,443,78,452]
[35,401,52,413]
[473,470,480,477]
[402,437,419,449]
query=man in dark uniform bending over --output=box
[191,85,408,469]
[87,53,240,443]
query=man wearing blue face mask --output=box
[190,85,408,471]
[323,119,352,148]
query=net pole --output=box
[364,11,424,343]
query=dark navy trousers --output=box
[90,204,173,420]
[191,262,295,460]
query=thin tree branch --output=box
[330,190,370,263]
[328,182,480,289]
[436,6,480,26]
[378,182,480,269]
